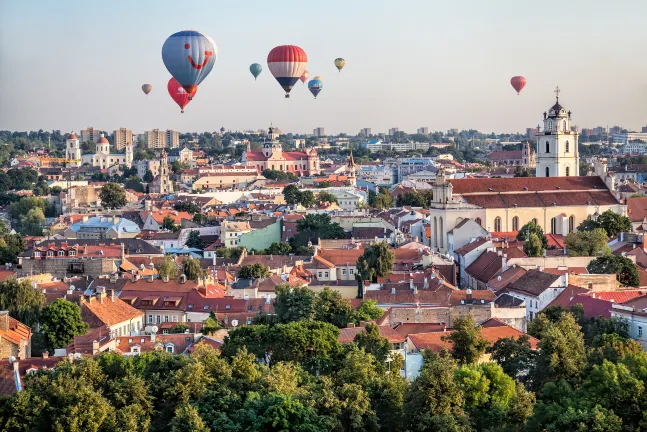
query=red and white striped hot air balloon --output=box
[300,70,309,84]
[267,45,308,98]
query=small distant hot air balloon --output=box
[267,45,308,98]
[334,58,345,72]
[300,70,309,84]
[167,77,196,113]
[142,84,152,95]
[308,78,323,99]
[249,63,262,80]
[162,30,218,98]
[510,76,527,95]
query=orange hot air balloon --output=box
[510,76,527,95]
[168,77,197,113]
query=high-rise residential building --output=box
[417,127,429,134]
[143,129,167,149]
[642,126,647,133]
[610,126,622,134]
[388,128,400,135]
[166,130,180,148]
[80,127,102,143]
[313,127,325,137]
[526,127,537,138]
[113,128,133,151]
[359,128,371,136]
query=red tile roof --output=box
[546,284,590,310]
[81,294,144,327]
[627,197,647,222]
[449,176,608,194]
[454,238,488,255]
[465,251,502,282]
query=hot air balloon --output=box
[308,78,323,99]
[167,77,197,113]
[313,75,323,82]
[142,84,152,95]
[162,30,217,99]
[334,58,345,72]
[510,76,526,95]
[300,70,309,84]
[267,45,307,98]
[249,63,262,80]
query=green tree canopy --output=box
[0,278,45,327]
[444,315,489,365]
[523,232,544,257]
[99,183,127,209]
[157,256,179,280]
[185,231,205,250]
[516,221,548,250]
[564,228,610,256]
[578,210,631,237]
[356,242,395,284]
[40,299,89,351]
[183,257,203,280]
[587,254,639,286]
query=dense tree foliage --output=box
[238,263,271,279]
[289,214,346,250]
[564,228,611,256]
[516,221,548,250]
[185,230,205,250]
[578,210,631,237]
[262,169,297,181]
[39,299,89,351]
[183,257,203,280]
[99,183,127,209]
[0,278,45,327]
[367,187,393,209]
[356,242,395,284]
[587,254,640,286]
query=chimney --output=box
[412,285,418,295]
[92,340,100,355]
[347,323,356,328]
[409,279,414,290]
[163,275,169,283]
[390,287,396,295]
[359,321,367,328]
[95,287,106,303]
[265,294,271,305]
[0,311,9,332]
[466,288,473,304]
[107,289,115,301]
[42,352,49,359]
[148,274,154,283]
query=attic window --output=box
[225,304,231,310]
[480,299,485,304]
[556,186,560,189]
[188,304,193,308]
[203,305,208,310]
[461,300,465,304]
[488,188,493,192]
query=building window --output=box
[563,120,567,131]
[548,120,553,131]
[148,315,153,324]
[156,315,161,324]
[551,217,557,234]
[565,140,570,152]
[58,250,65,256]
[475,217,482,227]
[342,269,347,275]
[318,272,322,278]
[439,218,444,248]
[565,166,570,177]
[569,215,575,233]
[512,216,519,231]
[69,250,75,256]
[545,141,550,153]
[639,326,643,337]
[545,166,550,177]
[349,269,354,275]
[34,251,41,257]
[47,251,53,257]
[166,345,174,353]
[433,217,438,248]
[494,217,501,232]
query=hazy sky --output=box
[1,0,646,135]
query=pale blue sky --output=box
[1,0,646,135]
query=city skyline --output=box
[1,0,647,134]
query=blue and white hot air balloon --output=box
[308,77,323,99]
[162,30,217,97]
[267,45,308,98]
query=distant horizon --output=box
[2,0,646,134]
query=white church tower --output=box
[535,87,579,177]
[66,132,81,167]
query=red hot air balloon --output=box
[510,76,527,95]
[167,77,197,113]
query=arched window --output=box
[551,217,557,234]
[494,217,501,232]
[565,140,570,152]
[545,166,550,177]
[545,141,550,153]
[439,218,444,248]
[569,215,575,233]
[475,217,482,227]
[433,217,438,248]
[565,166,570,177]
[548,120,553,131]
[563,120,567,131]
[512,216,519,231]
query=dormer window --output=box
[69,250,75,256]
[34,251,41,257]
[47,251,53,257]
[58,250,65,256]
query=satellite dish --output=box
[151,326,159,333]
[466,288,472,295]
[69,285,75,290]
[231,320,239,328]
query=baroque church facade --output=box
[66,133,133,169]
[427,90,625,253]
[242,127,321,175]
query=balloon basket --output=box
[285,94,290,99]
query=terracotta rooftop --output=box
[449,176,609,194]
[504,269,562,296]
[81,293,144,327]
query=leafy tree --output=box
[174,201,201,214]
[9,196,45,221]
[349,300,385,324]
[183,257,203,280]
[316,191,338,205]
[157,256,179,280]
[264,242,292,255]
[20,207,45,235]
[594,210,631,237]
[587,254,639,286]
[354,323,390,364]
[32,180,50,196]
[299,190,316,208]
[564,228,610,256]
[162,215,178,232]
[487,335,536,380]
[262,169,296,181]
[39,299,89,351]
[171,323,190,334]
[375,187,394,209]
[282,184,301,205]
[356,242,395,284]
[516,221,548,250]
[0,278,45,327]
[290,213,346,249]
[170,405,209,432]
[312,287,353,328]
[238,263,270,279]
[523,232,544,257]
[215,246,243,260]
[444,315,489,365]
[185,231,205,250]
[274,284,315,323]
[99,183,127,209]
[143,169,154,183]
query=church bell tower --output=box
[535,87,579,177]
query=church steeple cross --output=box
[554,86,560,102]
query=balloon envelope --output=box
[267,45,307,98]
[510,76,527,94]
[300,70,309,84]
[334,58,345,72]
[167,77,197,113]
[141,84,152,95]
[308,79,323,98]
[313,75,323,82]
[249,63,262,80]
[162,30,217,94]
